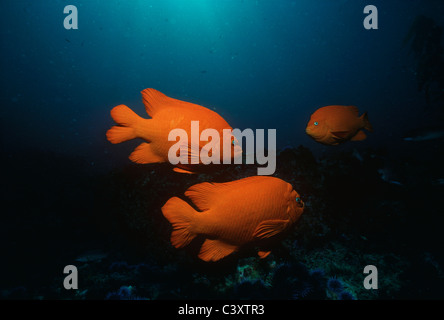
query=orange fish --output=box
[161,176,304,262]
[106,88,242,173]
[305,105,373,145]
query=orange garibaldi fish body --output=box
[306,105,373,145]
[161,176,304,262]
[106,88,241,173]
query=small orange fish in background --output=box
[161,176,304,262]
[106,88,241,173]
[305,105,373,145]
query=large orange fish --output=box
[106,88,242,173]
[306,105,373,145]
[161,176,304,262]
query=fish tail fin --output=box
[161,197,198,248]
[106,105,142,144]
[361,112,373,132]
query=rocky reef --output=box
[1,145,443,300]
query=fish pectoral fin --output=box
[350,130,367,141]
[258,250,271,259]
[198,239,238,262]
[253,219,289,239]
[129,143,163,164]
[178,143,202,165]
[331,131,350,139]
[173,167,196,174]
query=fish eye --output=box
[314,122,318,126]
[295,197,301,202]
[232,139,236,146]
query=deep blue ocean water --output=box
[1,0,444,302]
[1,0,443,170]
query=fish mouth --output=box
[297,199,304,208]
[305,128,317,140]
[232,145,243,160]
[305,127,316,137]
[221,145,242,163]
[233,145,243,156]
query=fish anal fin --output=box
[173,167,196,174]
[253,219,289,239]
[258,250,271,259]
[351,130,367,141]
[129,143,163,164]
[198,239,238,262]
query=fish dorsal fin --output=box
[178,143,203,165]
[185,182,221,211]
[348,105,359,116]
[351,130,367,141]
[141,88,201,117]
[198,239,238,262]
[185,176,269,211]
[253,219,289,239]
